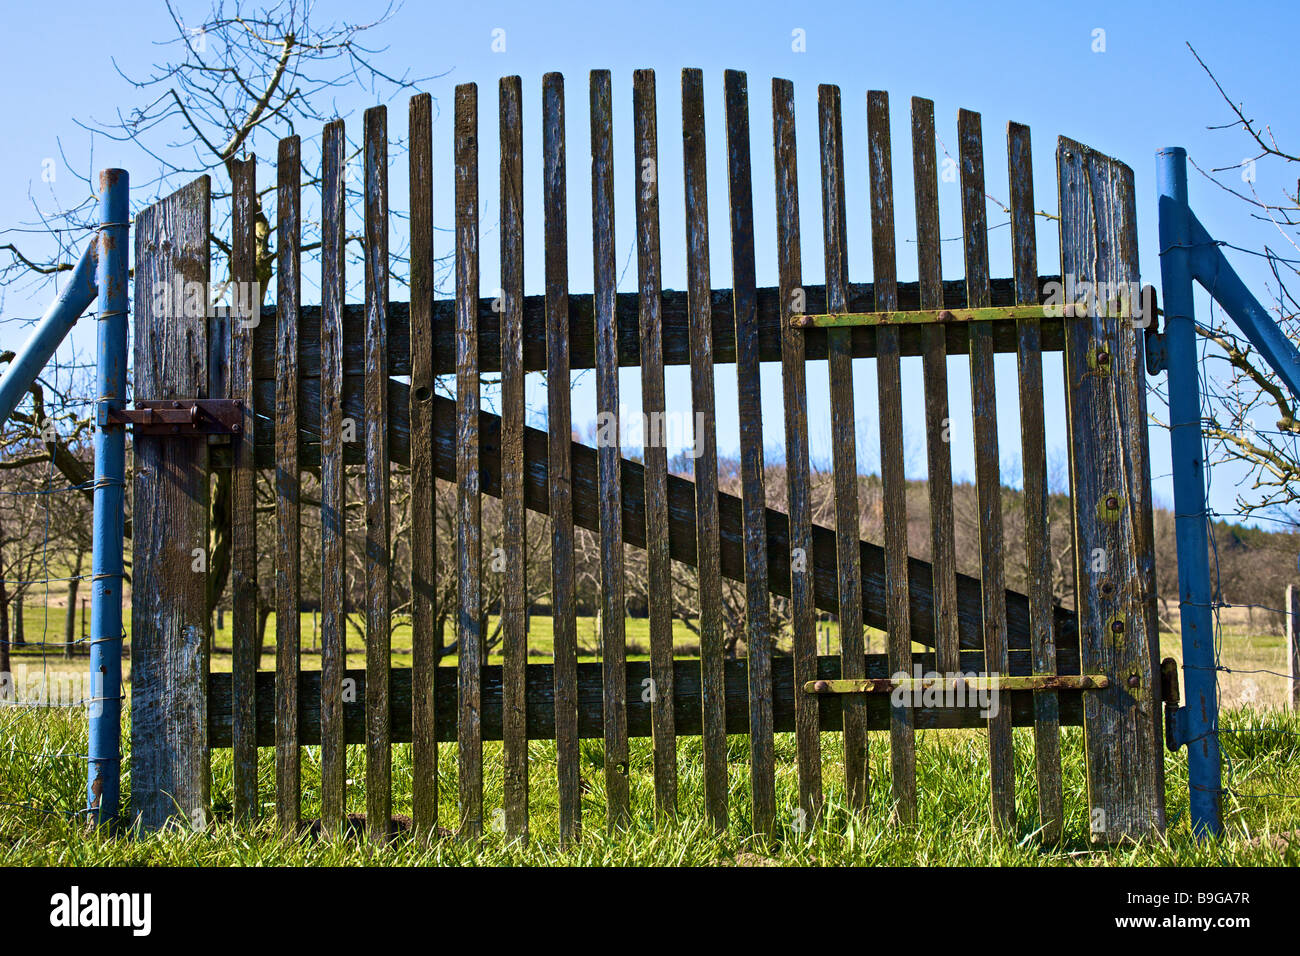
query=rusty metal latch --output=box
[106,398,243,437]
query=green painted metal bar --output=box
[804,675,1109,694]
[790,304,1107,328]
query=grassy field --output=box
[2,701,1298,865]
[5,605,899,674]
[2,607,1298,865]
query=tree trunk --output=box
[435,602,449,663]
[0,521,10,681]
[64,549,83,659]
[255,602,273,670]
[207,467,232,616]
[13,597,23,648]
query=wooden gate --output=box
[129,69,1164,844]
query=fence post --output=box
[87,169,129,826]
[1156,147,1222,837]
[1288,585,1300,711]
[1058,139,1165,842]
[130,177,212,831]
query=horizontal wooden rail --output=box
[248,276,1065,381]
[208,649,1087,747]
[222,385,1080,654]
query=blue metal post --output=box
[88,169,128,826]
[0,241,98,424]
[1156,147,1222,837]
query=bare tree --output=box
[1176,43,1300,523]
[1,1,436,627]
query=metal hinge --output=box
[1145,326,1166,374]
[1161,657,1186,751]
[106,398,243,436]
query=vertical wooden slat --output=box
[454,84,483,838]
[409,93,438,835]
[1008,121,1062,842]
[130,176,210,831]
[1058,136,1164,841]
[500,75,528,840]
[363,106,392,842]
[958,108,1015,832]
[681,67,728,830]
[230,155,258,823]
[911,97,960,677]
[632,68,677,817]
[544,72,581,846]
[723,68,774,837]
[867,90,916,823]
[590,69,629,830]
[772,77,823,824]
[818,84,868,810]
[319,119,347,834]
[275,135,301,836]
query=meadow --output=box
[1,607,1297,865]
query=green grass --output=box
[5,608,1299,865]
[2,697,1299,865]
[7,607,899,674]
[9,609,885,683]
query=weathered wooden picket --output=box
[129,69,1165,844]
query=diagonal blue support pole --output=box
[88,169,128,827]
[1156,147,1222,838]
[0,242,98,424]
[1185,210,1300,399]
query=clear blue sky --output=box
[3,0,1298,523]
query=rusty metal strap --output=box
[790,303,1127,328]
[804,675,1110,694]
